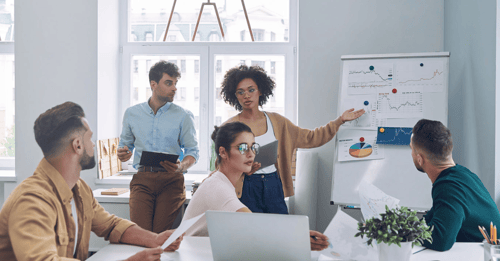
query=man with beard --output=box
[410,119,500,251]
[0,102,182,261]
[117,61,198,233]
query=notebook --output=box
[253,140,279,170]
[139,151,179,168]
[206,211,310,261]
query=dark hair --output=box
[220,64,275,111]
[34,102,86,158]
[211,122,253,164]
[149,60,181,84]
[412,119,453,163]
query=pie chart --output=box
[349,143,373,158]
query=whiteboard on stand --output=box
[331,52,449,210]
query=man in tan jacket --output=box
[0,102,181,261]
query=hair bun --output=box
[211,126,220,142]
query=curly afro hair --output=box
[220,64,275,111]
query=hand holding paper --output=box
[161,213,205,249]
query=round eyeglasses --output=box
[233,143,260,155]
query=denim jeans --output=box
[239,171,289,214]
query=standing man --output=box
[410,119,500,251]
[0,102,182,260]
[118,60,199,233]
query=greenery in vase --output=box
[355,205,433,247]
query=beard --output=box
[80,147,96,170]
[413,159,425,173]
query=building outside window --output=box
[0,0,15,171]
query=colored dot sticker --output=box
[369,66,374,71]
[420,63,424,67]
[360,137,365,142]
[392,88,397,94]
[364,101,369,106]
[379,128,385,133]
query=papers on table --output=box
[161,213,205,249]
[358,180,400,221]
[320,207,378,260]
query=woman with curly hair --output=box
[220,64,364,214]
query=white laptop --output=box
[206,211,311,261]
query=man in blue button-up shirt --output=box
[117,61,199,233]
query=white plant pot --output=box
[377,241,412,261]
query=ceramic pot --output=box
[377,241,412,261]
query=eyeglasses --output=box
[235,88,257,97]
[233,143,260,155]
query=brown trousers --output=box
[129,171,186,233]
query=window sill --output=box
[95,171,209,188]
[0,170,16,182]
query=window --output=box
[122,0,296,173]
[271,32,276,42]
[216,60,222,73]
[253,29,265,41]
[0,0,14,170]
[177,87,186,101]
[251,60,265,69]
[133,60,139,73]
[129,0,290,43]
[194,60,200,74]
[181,59,186,73]
[146,60,152,72]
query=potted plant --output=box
[355,205,433,261]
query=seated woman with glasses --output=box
[181,122,329,251]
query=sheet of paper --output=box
[320,207,378,261]
[412,245,426,254]
[347,63,394,95]
[161,213,205,249]
[337,134,384,162]
[341,95,378,130]
[395,60,444,93]
[358,180,400,221]
[377,90,424,119]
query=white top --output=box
[71,198,78,255]
[182,171,246,237]
[254,112,278,174]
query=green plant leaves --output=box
[354,206,433,247]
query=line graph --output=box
[399,69,443,84]
[377,91,423,118]
[376,127,413,145]
[396,61,444,91]
[348,64,393,94]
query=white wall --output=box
[13,0,98,193]
[298,0,445,231]
[444,1,498,204]
[98,0,121,140]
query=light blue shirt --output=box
[118,101,199,169]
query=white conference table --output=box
[87,236,484,261]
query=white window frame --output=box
[119,0,297,174]
[0,42,15,171]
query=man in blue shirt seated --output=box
[410,119,500,251]
[118,61,199,233]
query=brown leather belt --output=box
[137,166,167,172]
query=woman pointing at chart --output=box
[219,65,365,214]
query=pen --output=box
[493,226,497,245]
[310,235,317,241]
[479,226,492,244]
[483,226,492,244]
